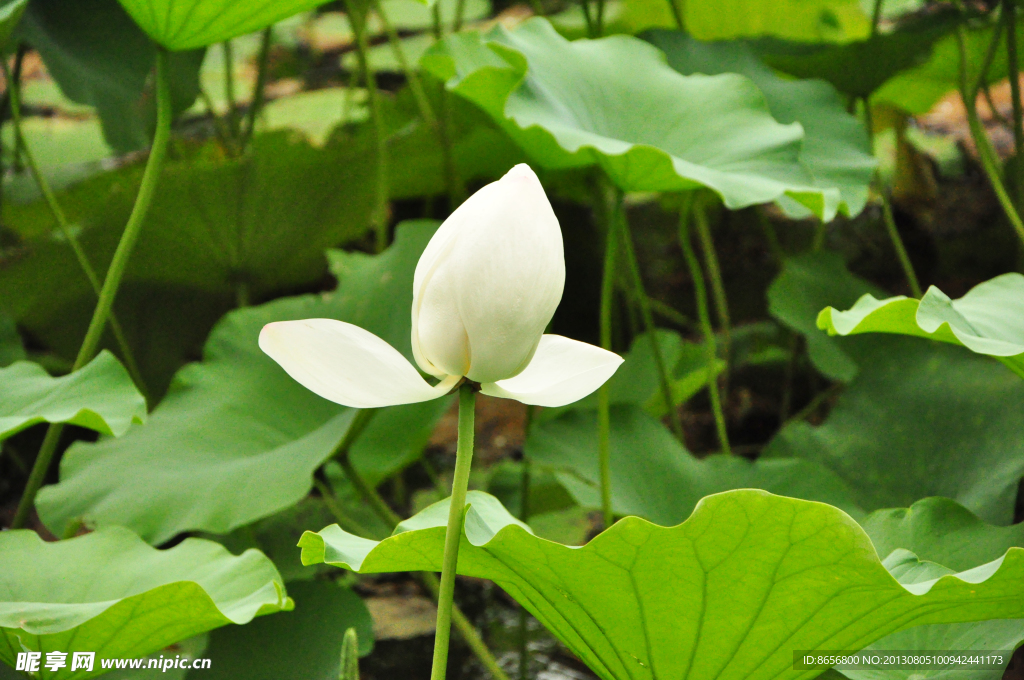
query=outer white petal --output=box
[453,164,565,383]
[411,163,565,384]
[479,335,623,407]
[260,319,458,408]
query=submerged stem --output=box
[678,201,731,454]
[596,189,618,530]
[691,199,731,395]
[10,47,174,531]
[1004,0,1024,207]
[327,408,509,680]
[580,0,595,38]
[323,446,510,680]
[518,404,534,680]
[223,40,240,141]
[430,384,477,680]
[2,60,147,398]
[347,0,390,252]
[616,195,683,441]
[375,0,437,127]
[954,25,1024,248]
[241,27,273,148]
[863,98,923,296]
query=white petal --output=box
[412,257,471,378]
[455,165,565,383]
[260,319,458,408]
[411,163,565,384]
[479,335,623,407]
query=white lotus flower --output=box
[259,164,623,408]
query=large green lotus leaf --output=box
[420,18,846,219]
[527,403,864,525]
[764,335,1024,525]
[863,498,1024,574]
[0,350,146,440]
[0,132,376,319]
[817,274,1024,379]
[840,552,1024,680]
[0,526,291,680]
[683,0,869,42]
[874,20,1024,115]
[299,489,1024,680]
[645,30,875,217]
[752,10,961,98]
[35,222,452,544]
[0,132,377,395]
[189,581,373,680]
[852,497,1024,680]
[116,0,334,50]
[768,251,885,382]
[845,619,1024,680]
[18,0,203,153]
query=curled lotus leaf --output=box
[299,489,1024,680]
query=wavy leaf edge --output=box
[422,18,846,220]
[1,525,294,637]
[298,488,1023,599]
[817,274,1024,378]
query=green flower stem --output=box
[74,49,173,372]
[223,40,240,141]
[580,0,595,38]
[518,404,534,680]
[454,0,468,32]
[10,424,62,528]
[1,61,147,398]
[347,0,390,252]
[431,5,466,209]
[870,0,884,38]
[666,0,684,29]
[199,88,233,149]
[615,194,683,442]
[754,206,785,266]
[374,0,436,127]
[340,628,360,680]
[0,46,26,220]
[420,573,510,680]
[678,202,731,455]
[880,190,922,297]
[596,190,618,531]
[862,98,923,296]
[10,47,174,531]
[953,22,1024,248]
[430,384,477,680]
[327,409,510,680]
[812,220,827,251]
[691,197,731,394]
[241,27,273,148]
[983,81,1011,127]
[1004,0,1024,205]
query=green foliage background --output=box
[2,0,1024,678]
